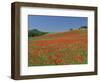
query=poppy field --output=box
[28,29,88,66]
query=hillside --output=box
[28,29,48,37]
[28,29,88,66]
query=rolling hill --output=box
[28,29,88,66]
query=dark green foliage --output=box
[79,26,87,29]
[69,28,73,31]
[28,29,48,37]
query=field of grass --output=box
[28,29,88,66]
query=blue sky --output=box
[28,15,87,32]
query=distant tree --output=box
[80,26,87,29]
[79,26,87,30]
[69,28,73,31]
